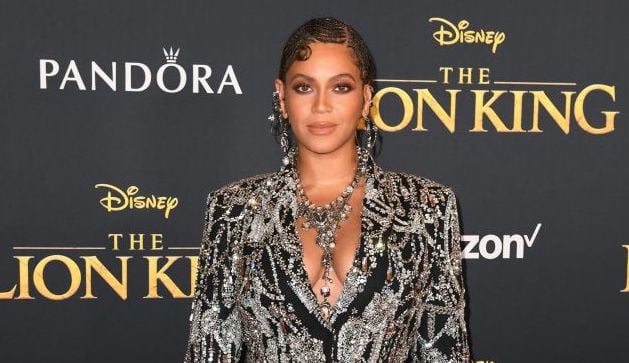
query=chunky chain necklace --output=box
[291,146,368,320]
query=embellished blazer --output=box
[183,155,471,362]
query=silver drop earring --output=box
[361,90,378,156]
[360,114,378,156]
[269,91,292,166]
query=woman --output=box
[184,17,471,362]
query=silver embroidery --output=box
[183,156,472,362]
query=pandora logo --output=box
[39,46,243,94]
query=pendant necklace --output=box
[292,146,368,320]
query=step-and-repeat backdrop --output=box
[1,1,627,362]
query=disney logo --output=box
[95,183,178,219]
[429,17,506,54]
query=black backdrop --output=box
[1,1,628,362]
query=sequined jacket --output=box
[183,155,471,362]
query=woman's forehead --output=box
[286,42,361,80]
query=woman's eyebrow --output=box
[289,73,356,83]
[331,73,356,81]
[289,73,314,82]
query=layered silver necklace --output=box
[291,146,369,319]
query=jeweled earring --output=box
[363,114,378,156]
[269,91,292,166]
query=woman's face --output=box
[275,41,372,157]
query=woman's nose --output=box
[312,91,332,113]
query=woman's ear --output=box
[362,84,373,117]
[274,78,288,118]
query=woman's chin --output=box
[296,140,356,156]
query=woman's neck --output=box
[295,143,358,189]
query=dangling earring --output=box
[269,91,292,166]
[358,89,378,156]
[362,114,378,156]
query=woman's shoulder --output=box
[213,172,276,193]
[380,168,457,197]
[378,169,460,231]
[204,171,277,205]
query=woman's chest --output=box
[238,208,429,328]
[235,170,435,310]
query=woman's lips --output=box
[307,123,336,135]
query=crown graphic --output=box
[162,46,180,63]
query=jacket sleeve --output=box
[415,187,472,362]
[184,190,244,363]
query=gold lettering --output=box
[458,67,473,84]
[429,17,505,53]
[1,253,199,300]
[0,257,36,299]
[439,67,453,84]
[16,256,34,299]
[0,285,17,299]
[370,83,618,135]
[478,68,490,84]
[95,183,128,211]
[574,84,619,135]
[81,256,131,299]
[492,33,506,53]
[144,256,192,298]
[126,185,139,208]
[621,245,629,292]
[429,17,461,46]
[94,183,178,218]
[413,89,460,132]
[188,256,199,295]
[0,269,18,299]
[32,255,81,300]
[151,234,163,250]
[109,233,123,251]
[165,198,178,218]
[470,90,512,132]
[371,87,414,132]
[130,233,144,250]
[509,91,526,133]
[530,91,575,134]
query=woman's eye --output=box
[294,84,311,93]
[334,84,352,93]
